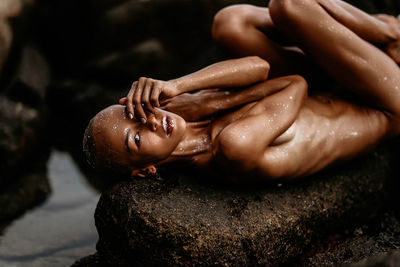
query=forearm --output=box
[171,56,270,94]
[321,0,396,44]
[205,76,299,113]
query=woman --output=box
[83,0,400,182]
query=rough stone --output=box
[4,45,50,107]
[71,253,106,267]
[304,211,400,265]
[0,160,50,233]
[94,142,397,266]
[350,249,400,267]
[0,96,46,180]
[0,43,50,180]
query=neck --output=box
[161,120,212,165]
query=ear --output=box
[130,165,157,178]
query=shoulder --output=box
[212,126,291,178]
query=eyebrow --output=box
[125,128,131,153]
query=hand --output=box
[119,77,179,123]
[374,14,400,39]
[374,15,400,63]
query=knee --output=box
[269,0,312,27]
[212,5,252,44]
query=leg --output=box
[212,4,312,78]
[269,0,400,134]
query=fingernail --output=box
[128,113,133,119]
[140,118,146,124]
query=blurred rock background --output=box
[0,0,400,266]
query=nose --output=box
[146,114,158,131]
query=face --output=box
[91,104,186,168]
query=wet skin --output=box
[89,0,400,181]
[92,105,186,168]
[92,73,389,181]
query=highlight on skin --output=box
[83,104,187,177]
[82,0,400,182]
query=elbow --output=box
[288,74,308,99]
[247,56,270,81]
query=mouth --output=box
[162,115,174,137]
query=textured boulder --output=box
[350,250,400,267]
[71,253,105,267]
[0,96,45,178]
[0,160,50,232]
[94,143,396,266]
[305,211,400,265]
[0,44,49,180]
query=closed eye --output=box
[134,132,140,147]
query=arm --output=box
[172,55,270,93]
[214,75,307,176]
[121,56,270,122]
[162,74,293,121]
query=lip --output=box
[162,115,174,137]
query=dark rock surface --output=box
[305,212,400,265]
[93,143,396,266]
[0,160,51,233]
[0,96,46,179]
[71,253,105,267]
[350,249,400,267]
[0,43,50,181]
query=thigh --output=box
[269,0,400,122]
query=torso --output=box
[205,94,389,179]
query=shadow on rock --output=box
[0,156,51,234]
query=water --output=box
[0,150,100,267]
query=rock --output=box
[0,160,50,233]
[0,96,47,180]
[4,45,50,107]
[71,253,106,267]
[0,43,50,180]
[305,211,400,265]
[94,143,396,266]
[350,249,400,267]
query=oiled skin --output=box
[107,0,400,181]
[208,0,400,180]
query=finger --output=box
[126,81,137,119]
[119,97,127,105]
[133,78,147,123]
[142,79,156,114]
[150,86,161,107]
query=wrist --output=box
[170,77,187,95]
